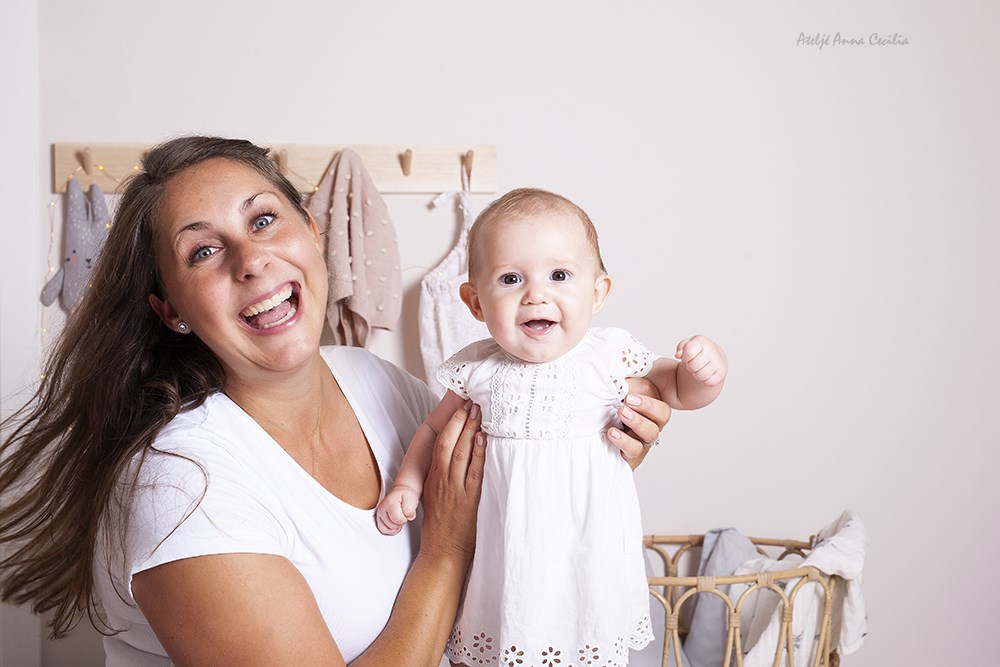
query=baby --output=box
[376,188,727,666]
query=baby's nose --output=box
[521,282,550,304]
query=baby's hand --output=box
[675,335,728,387]
[375,485,421,536]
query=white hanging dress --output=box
[417,168,489,392]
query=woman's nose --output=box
[230,239,270,280]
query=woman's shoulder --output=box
[154,392,244,448]
[140,393,258,482]
[319,344,419,376]
[320,345,436,416]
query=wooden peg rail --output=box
[51,143,498,194]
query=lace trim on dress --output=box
[445,615,654,666]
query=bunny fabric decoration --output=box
[41,178,110,310]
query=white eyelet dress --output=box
[440,328,656,667]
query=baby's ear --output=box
[592,273,612,314]
[459,282,485,321]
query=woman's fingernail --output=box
[475,432,486,448]
[608,428,621,440]
[470,403,480,419]
[464,399,473,411]
[621,406,635,420]
[625,394,641,406]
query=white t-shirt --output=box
[93,347,436,666]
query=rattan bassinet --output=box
[644,534,843,667]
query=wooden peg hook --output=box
[400,149,413,176]
[463,150,474,182]
[80,147,93,175]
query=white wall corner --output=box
[1,0,43,665]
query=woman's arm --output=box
[133,402,485,667]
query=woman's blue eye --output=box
[500,273,521,285]
[551,270,569,281]
[252,213,275,230]
[191,246,216,263]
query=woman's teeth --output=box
[241,285,297,329]
[241,285,294,318]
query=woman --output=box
[0,137,669,666]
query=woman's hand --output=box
[418,400,486,561]
[607,377,672,470]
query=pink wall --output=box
[3,0,997,664]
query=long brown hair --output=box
[0,136,306,637]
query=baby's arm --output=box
[376,389,470,535]
[646,335,728,411]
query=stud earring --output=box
[177,322,190,334]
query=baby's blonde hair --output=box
[467,187,607,279]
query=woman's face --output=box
[149,158,329,384]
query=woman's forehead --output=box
[159,159,273,228]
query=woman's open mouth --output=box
[240,284,299,330]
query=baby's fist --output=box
[375,485,421,536]
[675,335,728,387]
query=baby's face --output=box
[463,211,610,364]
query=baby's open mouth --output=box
[521,319,556,333]
[240,284,298,329]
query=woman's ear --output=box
[592,273,612,314]
[148,292,183,331]
[305,210,322,251]
[459,282,485,321]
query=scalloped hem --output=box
[446,616,655,666]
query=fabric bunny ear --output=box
[40,178,84,306]
[88,183,111,264]
[89,183,109,232]
[39,268,64,306]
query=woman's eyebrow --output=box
[241,191,270,212]
[174,220,210,241]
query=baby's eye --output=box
[550,269,569,282]
[500,273,522,285]
[251,213,276,231]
